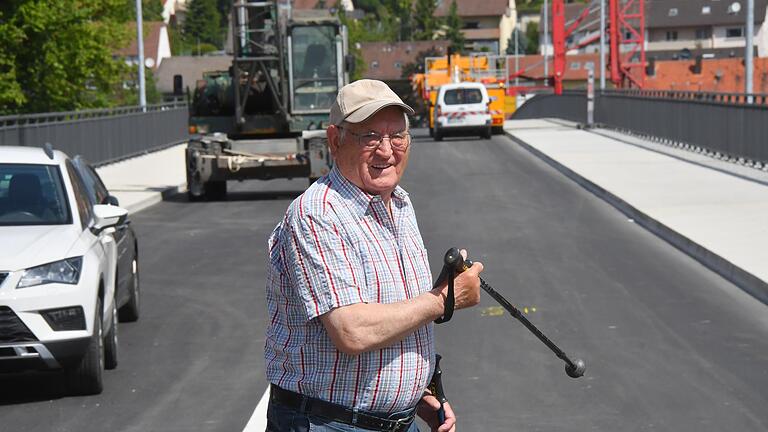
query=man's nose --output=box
[375,138,394,157]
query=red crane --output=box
[549,0,646,94]
[609,0,646,88]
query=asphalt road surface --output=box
[1,130,767,432]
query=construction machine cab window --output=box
[291,25,338,112]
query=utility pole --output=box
[746,0,754,102]
[600,0,606,90]
[515,20,520,88]
[135,0,146,110]
[544,0,549,83]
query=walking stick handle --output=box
[433,248,465,323]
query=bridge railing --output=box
[512,89,768,165]
[0,102,189,165]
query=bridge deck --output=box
[505,119,768,303]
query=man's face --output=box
[328,106,409,198]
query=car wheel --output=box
[482,127,492,139]
[104,300,118,370]
[119,256,140,322]
[66,298,104,395]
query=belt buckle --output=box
[389,417,412,432]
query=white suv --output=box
[0,145,127,395]
[433,82,493,141]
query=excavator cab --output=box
[289,24,342,115]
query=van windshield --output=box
[443,88,483,105]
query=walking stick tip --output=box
[565,358,586,378]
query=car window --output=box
[0,164,72,226]
[443,88,484,105]
[66,161,93,230]
[74,158,109,205]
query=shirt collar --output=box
[328,166,409,215]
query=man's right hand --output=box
[433,249,483,311]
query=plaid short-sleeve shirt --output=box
[264,167,435,414]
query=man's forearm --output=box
[320,288,446,355]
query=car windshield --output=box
[0,164,71,226]
[443,88,483,105]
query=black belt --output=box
[269,384,416,432]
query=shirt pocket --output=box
[402,232,432,297]
[358,238,408,304]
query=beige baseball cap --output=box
[329,79,414,126]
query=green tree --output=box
[217,0,232,30]
[382,0,413,41]
[444,0,464,52]
[525,21,540,54]
[413,0,438,40]
[118,66,162,106]
[113,0,164,22]
[355,0,383,15]
[400,46,442,78]
[184,0,223,49]
[505,27,527,55]
[142,0,164,21]
[0,0,131,114]
[0,13,25,112]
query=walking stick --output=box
[434,248,586,378]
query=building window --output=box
[695,28,711,40]
[666,31,678,41]
[394,62,402,69]
[726,27,744,38]
[371,61,379,69]
[584,61,595,71]
[464,22,479,29]
[668,8,678,17]
[702,6,711,14]
[570,62,581,70]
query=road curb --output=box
[124,183,187,215]
[504,129,768,305]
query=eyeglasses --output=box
[338,127,411,151]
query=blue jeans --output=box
[266,400,421,432]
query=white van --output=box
[432,82,492,141]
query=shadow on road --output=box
[164,189,303,204]
[0,372,68,405]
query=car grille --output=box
[0,306,38,343]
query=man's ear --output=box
[327,124,341,156]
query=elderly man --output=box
[264,79,483,432]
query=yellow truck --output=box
[412,54,510,136]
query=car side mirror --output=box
[92,204,128,232]
[104,195,120,206]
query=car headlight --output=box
[17,257,83,289]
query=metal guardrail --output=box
[602,89,768,106]
[512,90,768,165]
[511,91,587,124]
[0,102,189,165]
